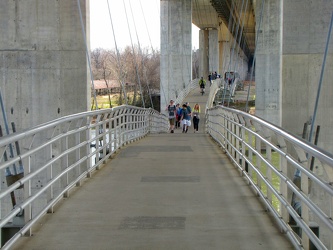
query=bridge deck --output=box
[12,85,293,250]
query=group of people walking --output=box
[167,100,201,134]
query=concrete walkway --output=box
[12,84,293,250]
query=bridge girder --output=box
[192,0,256,60]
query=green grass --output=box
[250,151,281,212]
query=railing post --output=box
[255,132,262,193]
[247,124,253,182]
[75,121,83,184]
[86,120,92,178]
[101,120,107,164]
[241,123,246,175]
[47,143,54,213]
[266,136,272,205]
[301,160,310,250]
[235,117,241,170]
[23,156,32,236]
[63,135,70,198]
[231,117,236,161]
[276,135,289,223]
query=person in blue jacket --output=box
[180,103,191,133]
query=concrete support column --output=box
[282,0,333,153]
[0,0,90,233]
[160,0,192,112]
[282,1,333,246]
[208,29,219,75]
[199,29,220,81]
[199,29,209,80]
[255,0,282,127]
[219,22,231,76]
[0,0,90,131]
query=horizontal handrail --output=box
[206,105,333,250]
[0,105,169,249]
[174,79,199,106]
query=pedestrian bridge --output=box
[1,81,333,250]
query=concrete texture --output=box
[0,1,90,130]
[282,0,333,154]
[209,29,219,74]
[255,0,283,127]
[255,0,333,156]
[199,29,209,78]
[0,0,90,222]
[160,0,192,112]
[11,86,293,250]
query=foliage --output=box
[91,47,200,111]
[91,46,160,110]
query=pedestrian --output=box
[175,103,181,128]
[180,103,191,133]
[199,77,206,94]
[185,102,192,116]
[192,103,200,132]
[166,99,176,133]
[208,73,212,86]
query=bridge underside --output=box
[192,0,256,60]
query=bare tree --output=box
[91,47,160,110]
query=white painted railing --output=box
[174,79,199,106]
[206,106,333,250]
[0,105,169,249]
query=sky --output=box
[90,0,199,51]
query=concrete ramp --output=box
[12,85,293,250]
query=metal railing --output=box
[174,79,199,106]
[0,105,169,249]
[206,106,333,250]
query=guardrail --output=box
[0,105,169,249]
[206,106,333,250]
[174,79,199,106]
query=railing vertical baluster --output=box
[266,138,272,205]
[86,119,92,178]
[75,124,82,185]
[255,132,262,193]
[23,154,32,237]
[0,105,169,248]
[278,136,289,223]
[248,127,253,182]
[47,142,54,213]
[63,135,69,198]
[235,118,241,171]
[301,160,311,249]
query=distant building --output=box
[92,80,136,95]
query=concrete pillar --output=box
[209,29,219,75]
[160,0,192,112]
[255,0,333,246]
[199,29,220,81]
[282,0,333,152]
[0,0,90,131]
[282,1,333,246]
[199,29,208,80]
[255,0,282,127]
[219,22,231,76]
[0,0,90,228]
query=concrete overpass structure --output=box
[1,1,333,248]
[1,0,333,153]
[161,0,333,155]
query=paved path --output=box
[12,84,293,250]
